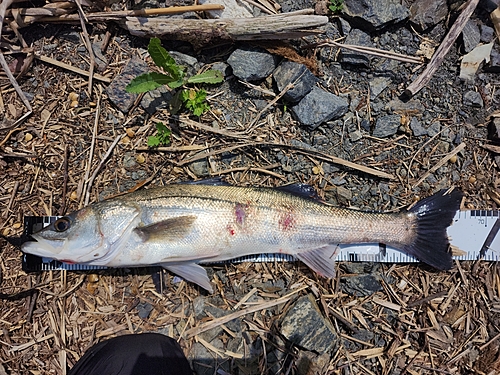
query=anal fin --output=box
[162,263,213,293]
[296,245,339,278]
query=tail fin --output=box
[403,189,463,270]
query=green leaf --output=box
[167,79,184,89]
[187,70,224,84]
[170,90,184,115]
[148,38,184,81]
[126,72,176,93]
[147,136,160,147]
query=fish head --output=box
[22,203,141,264]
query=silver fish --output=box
[22,184,462,292]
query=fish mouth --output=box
[21,235,66,257]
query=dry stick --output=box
[82,87,101,208]
[75,0,94,95]
[59,145,69,216]
[175,141,395,179]
[315,40,423,64]
[413,142,466,188]
[247,81,294,129]
[36,4,225,22]
[184,285,308,338]
[404,0,481,96]
[34,54,111,83]
[84,134,123,205]
[0,0,32,128]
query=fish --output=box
[21,183,463,293]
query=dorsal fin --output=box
[277,183,321,200]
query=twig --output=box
[59,145,69,216]
[75,0,94,95]
[34,55,111,83]
[81,87,101,207]
[175,141,395,179]
[212,164,286,180]
[0,0,32,127]
[184,285,308,338]
[4,181,19,217]
[413,142,466,188]
[84,134,123,205]
[404,0,481,97]
[247,81,294,129]
[313,40,424,64]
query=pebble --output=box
[463,90,484,108]
[427,122,441,137]
[273,60,318,103]
[279,294,337,352]
[189,159,210,177]
[140,85,174,115]
[227,47,277,81]
[410,117,427,136]
[291,86,348,130]
[462,20,481,53]
[369,76,391,98]
[372,114,401,137]
[341,29,373,67]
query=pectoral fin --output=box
[134,216,196,242]
[162,263,213,293]
[296,245,339,278]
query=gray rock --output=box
[409,0,448,31]
[141,85,174,115]
[337,186,352,205]
[227,47,277,81]
[341,29,373,67]
[341,274,383,296]
[189,159,210,177]
[169,50,201,77]
[350,130,363,142]
[480,25,495,43]
[427,121,441,137]
[296,351,330,375]
[211,62,231,77]
[462,20,481,53]
[463,90,484,107]
[488,45,500,72]
[279,0,315,12]
[369,76,391,98]
[410,117,427,136]
[372,114,401,137]
[343,0,409,30]
[291,87,348,130]
[280,294,337,352]
[92,42,108,72]
[107,57,148,113]
[273,60,318,103]
[136,302,153,319]
[123,152,137,170]
[488,117,500,142]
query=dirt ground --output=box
[1,0,500,374]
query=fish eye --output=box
[54,217,71,232]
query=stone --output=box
[280,294,337,352]
[140,85,173,115]
[136,302,153,319]
[350,130,363,142]
[462,20,481,53]
[372,114,401,137]
[369,76,391,98]
[341,274,383,296]
[296,351,330,375]
[107,57,148,113]
[336,186,352,205]
[480,25,495,43]
[488,117,500,142]
[227,47,277,81]
[169,50,201,77]
[341,29,373,67]
[410,117,427,136]
[427,121,441,137]
[189,159,210,177]
[409,0,448,31]
[291,87,348,130]
[463,90,484,108]
[342,0,409,30]
[273,60,318,103]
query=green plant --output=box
[329,0,344,13]
[147,121,171,147]
[126,38,223,117]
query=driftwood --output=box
[124,10,328,48]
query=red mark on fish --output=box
[227,224,236,236]
[279,210,296,231]
[234,202,250,227]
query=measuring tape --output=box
[22,210,500,272]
